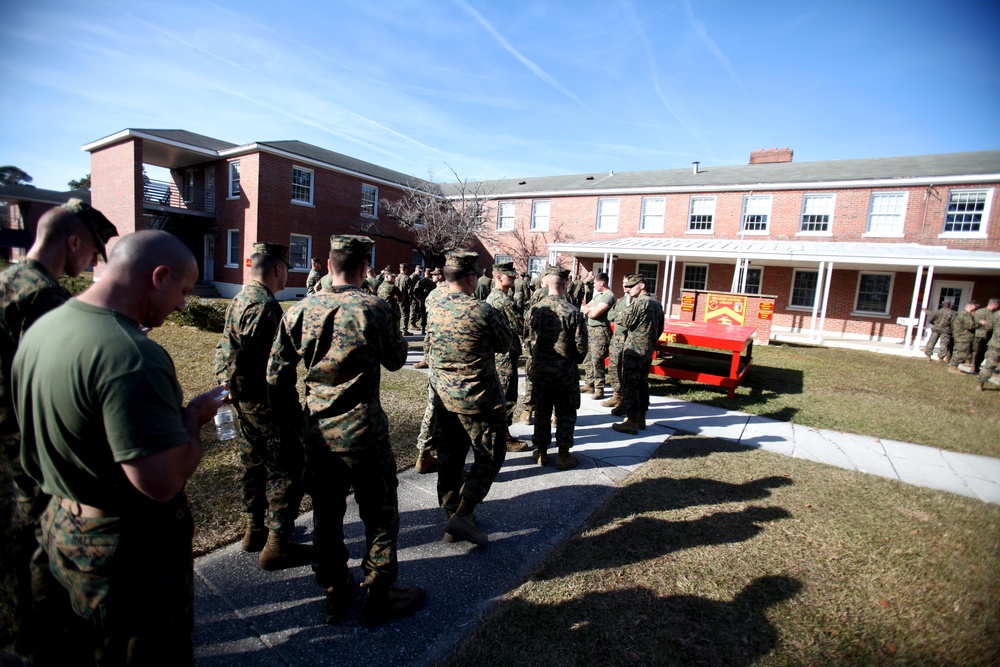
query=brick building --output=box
[83,129,431,299]
[471,148,1000,345]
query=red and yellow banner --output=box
[704,294,747,326]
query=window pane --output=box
[597,198,619,230]
[867,193,905,234]
[531,200,550,230]
[791,270,818,307]
[801,194,833,232]
[528,256,546,277]
[640,197,664,231]
[689,196,715,231]
[739,267,762,294]
[289,235,309,270]
[229,162,241,197]
[742,195,771,232]
[292,168,313,203]
[637,261,658,295]
[362,184,378,217]
[856,274,891,313]
[228,230,240,265]
[944,190,986,233]
[682,265,707,291]
[498,202,514,230]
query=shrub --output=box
[58,274,93,296]
[168,297,227,333]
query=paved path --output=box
[193,354,1000,665]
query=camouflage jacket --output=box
[926,306,955,332]
[989,314,1000,350]
[513,277,530,308]
[474,276,493,301]
[566,280,585,308]
[267,285,407,452]
[0,259,71,435]
[426,290,512,415]
[952,310,977,341]
[377,281,403,319]
[527,294,588,385]
[486,286,523,356]
[617,292,665,359]
[364,276,380,295]
[413,277,436,301]
[214,281,283,405]
[305,268,322,294]
[972,307,993,339]
[396,273,412,301]
[425,282,448,313]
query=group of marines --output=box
[922,297,1000,390]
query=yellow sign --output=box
[704,294,747,325]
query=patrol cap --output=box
[429,268,443,277]
[493,261,517,277]
[623,272,644,288]
[311,257,321,264]
[444,250,479,271]
[329,234,374,255]
[61,198,118,262]
[252,242,291,267]
[544,265,570,280]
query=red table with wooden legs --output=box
[648,320,756,399]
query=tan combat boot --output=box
[555,447,579,470]
[591,386,604,400]
[506,435,529,452]
[611,418,639,435]
[259,531,312,571]
[600,391,621,408]
[579,383,594,393]
[521,408,534,425]
[413,359,429,369]
[242,514,267,552]
[415,450,438,474]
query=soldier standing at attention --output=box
[486,261,529,452]
[0,199,117,661]
[426,251,513,546]
[513,271,529,311]
[949,300,979,373]
[601,290,631,410]
[474,266,493,300]
[412,268,451,472]
[409,266,425,329]
[267,235,425,627]
[413,269,444,367]
[14,230,227,665]
[396,263,412,335]
[377,270,403,322]
[611,273,664,435]
[975,299,1000,391]
[526,266,588,468]
[972,299,996,373]
[214,242,310,570]
[922,300,955,362]
[305,257,324,294]
[579,272,616,400]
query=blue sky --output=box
[1,0,998,191]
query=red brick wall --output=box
[90,138,142,277]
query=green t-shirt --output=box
[586,289,617,327]
[13,299,188,513]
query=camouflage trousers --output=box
[978,345,1000,384]
[400,298,411,332]
[411,299,426,330]
[416,383,441,453]
[433,405,507,514]
[924,329,952,359]
[496,351,519,425]
[532,379,580,451]
[605,331,626,391]
[583,325,611,389]
[305,437,399,592]
[234,402,305,534]
[949,336,974,368]
[36,494,195,666]
[619,351,653,419]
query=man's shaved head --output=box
[106,230,196,279]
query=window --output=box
[800,194,834,233]
[789,269,818,309]
[737,266,763,295]
[289,234,311,271]
[640,197,665,233]
[411,249,424,268]
[596,198,619,232]
[741,194,772,233]
[944,189,990,234]
[688,196,715,232]
[682,264,707,291]
[497,201,514,231]
[291,167,313,204]
[528,256,546,278]
[361,184,378,217]
[226,229,240,267]
[228,161,241,198]
[637,262,659,295]
[495,254,512,265]
[866,192,907,236]
[854,273,893,315]
[531,200,550,231]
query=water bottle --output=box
[214,393,237,441]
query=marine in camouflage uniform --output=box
[612,273,665,435]
[971,303,994,372]
[948,301,979,372]
[922,301,955,361]
[579,272,616,399]
[267,235,425,626]
[0,199,117,661]
[305,258,323,294]
[396,264,412,334]
[486,261,527,451]
[519,282,551,423]
[214,242,309,570]
[975,301,999,390]
[377,271,403,322]
[526,266,588,469]
[474,268,493,301]
[601,294,631,408]
[426,251,513,546]
[513,272,530,311]
[412,271,437,332]
[414,273,449,470]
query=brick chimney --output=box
[750,147,793,164]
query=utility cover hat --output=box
[62,198,118,262]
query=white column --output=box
[809,262,825,341]
[666,255,677,319]
[915,265,935,350]
[905,265,924,349]
[818,262,834,344]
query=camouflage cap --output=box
[61,198,118,262]
[399,263,407,269]
[544,265,570,280]
[311,257,321,264]
[383,269,396,277]
[252,242,290,267]
[329,234,374,255]
[623,272,644,288]
[444,250,480,271]
[429,268,443,277]
[493,261,517,277]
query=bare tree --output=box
[480,220,567,275]
[369,166,500,268]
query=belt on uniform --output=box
[58,496,109,519]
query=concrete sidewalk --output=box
[193,362,1000,665]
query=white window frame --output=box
[687,196,715,233]
[798,193,835,235]
[226,229,241,268]
[530,200,550,232]
[637,261,659,295]
[527,256,546,278]
[291,166,314,206]
[361,184,378,218]
[681,263,708,292]
[941,188,992,237]
[853,272,894,317]
[228,161,241,199]
[741,194,772,234]
[596,198,619,232]
[864,192,908,237]
[494,253,513,265]
[497,201,515,231]
[789,269,819,310]
[289,234,311,273]
[639,197,665,233]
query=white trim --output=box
[530,199,550,232]
[852,271,895,316]
[681,263,708,293]
[687,195,716,232]
[865,191,908,236]
[289,233,312,272]
[939,186,993,238]
[361,183,379,218]
[228,160,241,199]
[291,165,314,205]
[497,201,515,231]
[596,197,619,232]
[225,229,241,268]
[639,196,665,233]
[799,193,835,233]
[81,129,220,157]
[789,268,820,310]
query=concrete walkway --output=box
[193,354,1000,665]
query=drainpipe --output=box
[818,262,834,344]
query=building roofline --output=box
[81,129,223,157]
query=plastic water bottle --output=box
[215,399,237,441]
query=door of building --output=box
[203,235,215,282]
[930,280,974,310]
[205,168,216,213]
